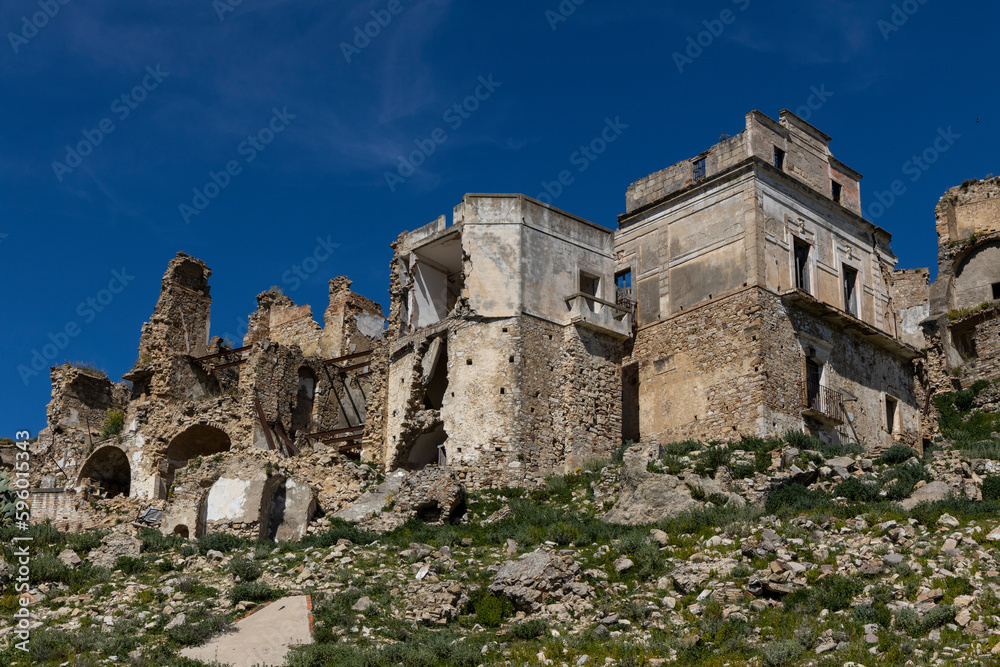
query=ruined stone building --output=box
[893,177,1000,409]
[32,253,385,539]
[362,195,632,488]
[26,108,998,540]
[616,110,921,450]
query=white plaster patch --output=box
[354,312,386,339]
[206,478,250,522]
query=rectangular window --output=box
[992,282,1000,300]
[693,157,706,181]
[832,182,843,203]
[774,147,785,170]
[885,395,898,434]
[843,265,859,317]
[615,269,634,311]
[793,238,811,293]
[580,272,599,312]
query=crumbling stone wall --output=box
[892,269,931,350]
[629,287,919,451]
[32,365,129,488]
[137,252,212,360]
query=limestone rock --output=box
[603,444,700,525]
[899,481,952,510]
[88,531,141,569]
[489,548,589,613]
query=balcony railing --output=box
[564,293,633,339]
[616,286,636,316]
[800,380,848,424]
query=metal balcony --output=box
[800,380,847,424]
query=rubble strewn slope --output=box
[4,382,1000,666]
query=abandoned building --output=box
[30,252,386,539]
[23,109,999,539]
[616,109,921,450]
[361,194,631,488]
[893,177,1000,410]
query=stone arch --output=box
[160,424,232,496]
[953,239,1000,309]
[172,525,189,538]
[78,445,131,498]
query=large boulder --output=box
[331,470,407,523]
[88,531,142,569]
[603,443,700,525]
[900,481,953,510]
[488,548,590,613]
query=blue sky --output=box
[1,0,997,439]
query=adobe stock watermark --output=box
[179,107,296,224]
[878,0,929,41]
[384,75,502,192]
[217,236,341,344]
[673,0,752,74]
[545,0,586,31]
[52,65,169,182]
[17,268,134,385]
[866,126,960,222]
[791,85,833,123]
[7,0,71,54]
[213,0,245,21]
[341,0,414,64]
[534,117,628,205]
[10,430,33,654]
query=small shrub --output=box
[854,603,891,628]
[760,640,803,667]
[229,581,278,604]
[834,477,879,502]
[511,618,548,639]
[115,556,147,575]
[699,445,732,476]
[228,557,262,582]
[611,441,633,464]
[765,484,830,514]
[880,444,916,466]
[783,430,824,451]
[983,476,1000,501]
[99,409,125,440]
[197,532,248,555]
[469,589,512,628]
[179,544,197,558]
[894,607,920,634]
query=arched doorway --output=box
[161,424,232,496]
[78,446,131,498]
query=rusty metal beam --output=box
[193,346,251,362]
[322,350,372,366]
[306,425,364,439]
[214,359,247,370]
[337,361,370,373]
[253,394,276,452]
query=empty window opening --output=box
[502,328,508,333]
[407,233,465,330]
[832,182,843,203]
[466,359,473,365]
[885,395,898,434]
[774,147,786,170]
[693,157,706,181]
[580,272,600,312]
[422,338,449,410]
[172,525,189,539]
[616,269,634,312]
[500,388,505,395]
[843,265,859,317]
[794,239,811,294]
[993,282,1000,300]
[291,366,316,436]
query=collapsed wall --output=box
[371,195,630,489]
